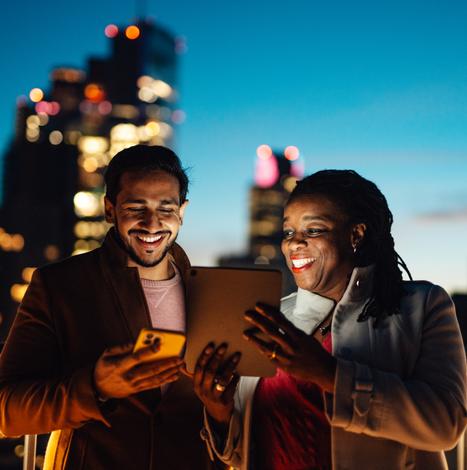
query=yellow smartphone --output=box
[133,328,186,360]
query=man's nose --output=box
[141,212,161,231]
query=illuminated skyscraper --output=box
[0,19,184,336]
[218,145,304,294]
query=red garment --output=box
[252,336,332,470]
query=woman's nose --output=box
[288,233,307,249]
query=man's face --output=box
[104,170,187,268]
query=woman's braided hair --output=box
[288,169,411,325]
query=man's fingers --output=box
[221,373,240,404]
[215,352,241,387]
[132,368,181,391]
[129,357,183,381]
[102,343,134,357]
[193,343,215,389]
[203,343,228,391]
[117,342,162,370]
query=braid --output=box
[289,170,410,325]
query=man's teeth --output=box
[291,258,315,268]
[137,234,163,243]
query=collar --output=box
[292,264,375,323]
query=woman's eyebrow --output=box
[283,215,331,223]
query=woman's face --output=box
[281,194,364,302]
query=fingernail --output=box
[217,344,228,354]
[204,345,214,354]
[233,352,242,363]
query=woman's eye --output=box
[282,230,294,240]
[305,228,325,237]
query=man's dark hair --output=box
[288,169,411,325]
[104,145,189,204]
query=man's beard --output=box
[113,222,176,268]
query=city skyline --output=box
[1,0,467,293]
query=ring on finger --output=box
[270,344,279,360]
[215,382,226,392]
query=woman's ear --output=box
[351,223,367,252]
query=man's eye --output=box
[159,208,175,214]
[128,207,144,212]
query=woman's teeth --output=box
[291,257,316,268]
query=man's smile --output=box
[130,231,170,250]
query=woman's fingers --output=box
[244,311,295,354]
[243,329,291,364]
[256,303,299,339]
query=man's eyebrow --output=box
[159,198,179,205]
[122,198,147,204]
[122,198,179,205]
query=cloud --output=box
[415,207,467,223]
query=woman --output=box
[193,170,467,470]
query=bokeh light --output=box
[284,145,299,161]
[84,84,105,103]
[125,25,140,40]
[104,24,119,38]
[256,144,273,160]
[29,88,44,102]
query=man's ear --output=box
[351,223,366,251]
[179,200,189,225]
[104,197,115,224]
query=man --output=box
[0,145,214,469]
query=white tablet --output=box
[184,266,282,377]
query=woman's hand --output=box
[193,343,241,430]
[244,303,336,392]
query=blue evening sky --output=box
[1,0,466,292]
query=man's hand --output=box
[93,343,183,399]
[193,343,241,430]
